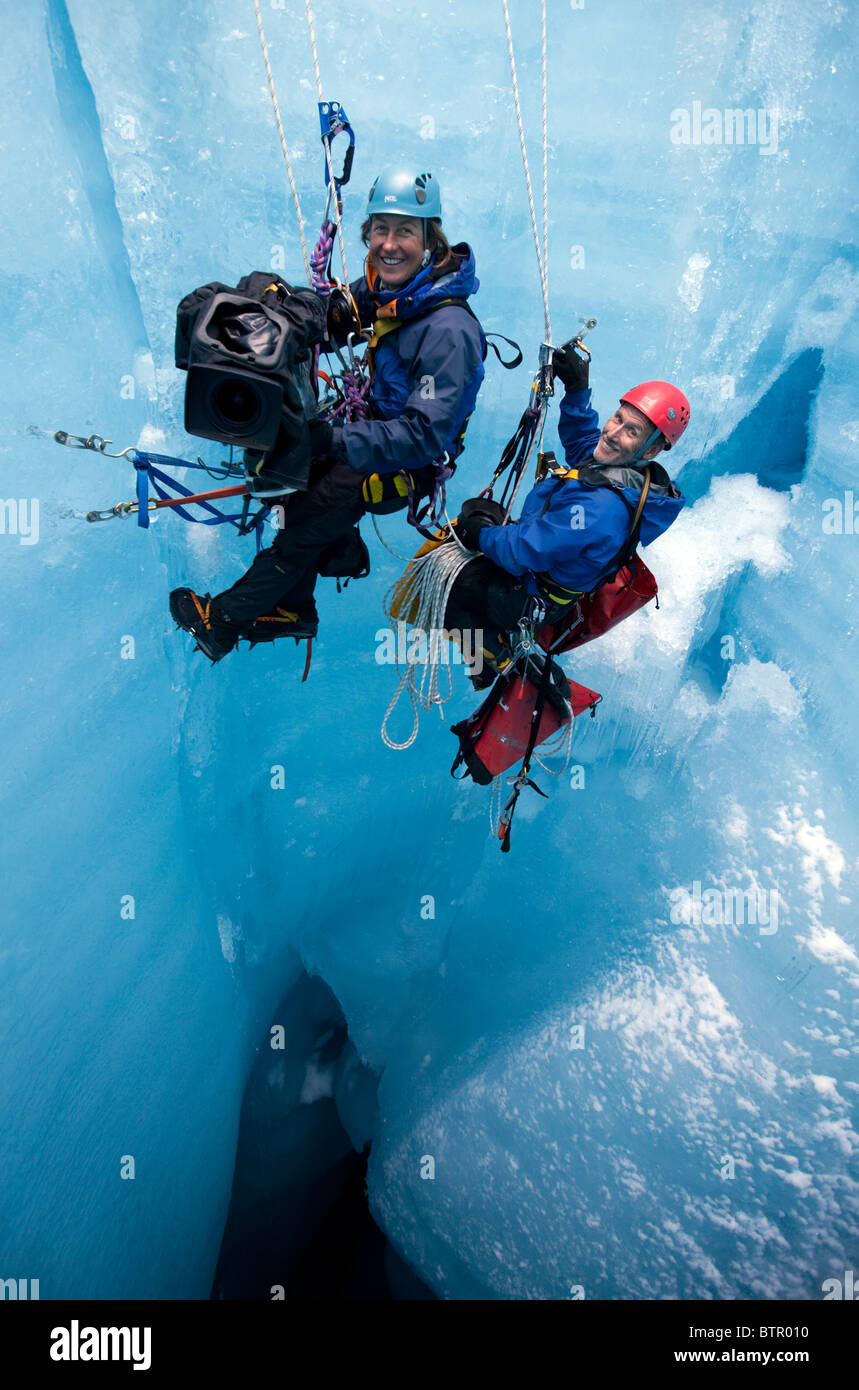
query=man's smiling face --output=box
[593,402,663,465]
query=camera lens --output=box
[212,378,262,433]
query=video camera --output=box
[175,272,327,492]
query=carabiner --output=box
[55,430,138,460]
[345,328,361,371]
[555,317,598,358]
[86,503,129,522]
[510,618,539,662]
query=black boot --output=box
[240,599,319,646]
[169,589,238,664]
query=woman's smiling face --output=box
[367,214,426,286]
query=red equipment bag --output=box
[450,662,601,787]
[537,551,658,654]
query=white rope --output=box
[500,0,551,342]
[379,540,477,750]
[304,0,352,288]
[532,703,575,774]
[541,0,549,323]
[371,514,413,563]
[488,773,505,838]
[252,0,312,286]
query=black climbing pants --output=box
[211,460,366,638]
[443,555,534,663]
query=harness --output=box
[360,294,521,533]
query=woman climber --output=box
[444,344,689,685]
[170,166,486,663]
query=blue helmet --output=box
[365,167,442,222]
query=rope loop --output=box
[379,542,478,750]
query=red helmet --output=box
[619,380,690,449]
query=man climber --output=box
[444,343,689,683]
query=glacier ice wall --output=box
[0,0,856,1298]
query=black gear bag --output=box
[316,526,371,590]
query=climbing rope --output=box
[380,532,477,750]
[488,773,505,840]
[541,0,549,322]
[253,0,368,432]
[376,0,565,760]
[501,0,551,343]
[252,0,312,286]
[486,0,554,521]
[304,1,351,289]
[371,515,413,563]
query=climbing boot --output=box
[241,601,319,646]
[169,588,237,664]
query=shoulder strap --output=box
[588,467,651,590]
[484,333,523,369]
[406,297,523,369]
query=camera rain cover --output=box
[175,272,327,456]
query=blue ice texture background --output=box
[0,0,857,1299]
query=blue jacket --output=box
[330,246,485,475]
[480,387,685,595]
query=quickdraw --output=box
[53,431,274,548]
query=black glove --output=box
[455,496,506,551]
[552,342,590,392]
[308,418,334,459]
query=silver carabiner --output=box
[510,619,538,662]
[55,430,138,460]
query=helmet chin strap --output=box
[630,425,663,464]
[419,222,431,267]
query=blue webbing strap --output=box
[146,466,239,526]
[134,457,150,529]
[133,452,270,540]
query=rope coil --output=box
[379,538,477,750]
